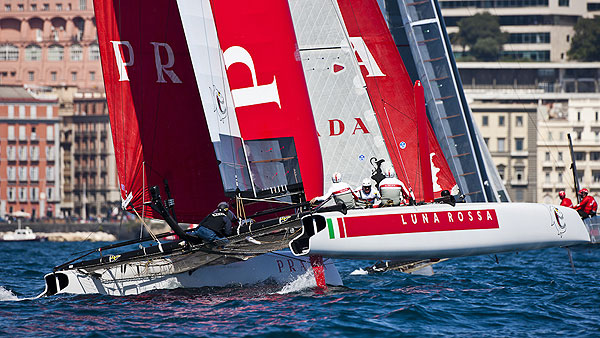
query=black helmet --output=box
[217,201,229,211]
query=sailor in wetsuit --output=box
[311,172,357,209]
[191,201,236,246]
[379,167,410,206]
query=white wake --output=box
[0,286,19,301]
[277,270,317,294]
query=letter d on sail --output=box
[223,46,280,108]
[110,41,134,82]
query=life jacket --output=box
[379,177,409,206]
[200,211,227,236]
[560,198,573,208]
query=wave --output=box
[276,270,316,294]
[0,286,19,301]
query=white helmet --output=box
[362,178,372,188]
[384,167,396,178]
[332,172,342,183]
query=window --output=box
[28,71,34,81]
[47,126,54,140]
[43,3,49,11]
[19,106,25,118]
[515,189,524,202]
[498,116,505,126]
[19,126,26,141]
[90,71,95,81]
[516,116,523,127]
[47,105,53,118]
[596,111,599,121]
[30,146,39,161]
[558,172,563,182]
[515,138,524,151]
[18,167,27,181]
[89,44,100,61]
[7,187,15,202]
[548,131,553,140]
[575,152,586,161]
[592,152,600,161]
[0,44,19,61]
[46,146,55,160]
[484,137,489,146]
[559,0,569,6]
[7,167,16,181]
[30,167,39,181]
[31,126,37,140]
[4,5,10,11]
[545,152,550,161]
[497,165,505,180]
[31,106,36,119]
[18,146,27,160]
[577,170,584,183]
[577,112,581,121]
[31,4,37,10]
[70,44,82,61]
[80,0,87,10]
[46,166,55,180]
[497,138,505,152]
[7,146,16,161]
[25,45,42,61]
[51,71,57,81]
[8,105,14,118]
[71,72,77,81]
[46,187,54,201]
[545,172,551,183]
[30,187,39,202]
[8,126,15,140]
[482,115,488,126]
[48,45,64,61]
[17,4,24,11]
[558,152,563,161]
[18,187,27,202]
[56,3,63,11]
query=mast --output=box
[568,133,582,204]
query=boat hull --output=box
[291,203,591,260]
[41,251,342,296]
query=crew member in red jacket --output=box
[573,188,597,219]
[558,190,573,208]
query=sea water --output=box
[1,241,599,337]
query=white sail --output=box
[289,0,393,190]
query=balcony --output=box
[511,151,528,157]
[510,179,529,186]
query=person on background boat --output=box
[191,201,236,246]
[573,188,597,219]
[379,167,410,206]
[558,190,573,208]
[355,178,381,208]
[311,172,357,209]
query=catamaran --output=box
[40,0,590,297]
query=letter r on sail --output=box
[150,42,182,84]
[223,46,281,108]
[110,41,134,82]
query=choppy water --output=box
[1,241,599,337]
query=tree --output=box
[568,17,600,61]
[453,12,507,61]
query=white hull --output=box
[291,203,591,260]
[42,251,342,296]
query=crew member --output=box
[191,201,236,246]
[558,190,573,208]
[355,178,381,208]
[311,172,356,209]
[573,188,597,219]
[379,167,410,206]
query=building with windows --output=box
[0,0,101,88]
[0,85,59,218]
[59,90,119,220]
[439,0,600,62]
[460,62,600,203]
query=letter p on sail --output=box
[110,41,134,82]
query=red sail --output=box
[210,0,324,199]
[336,0,457,200]
[94,0,225,222]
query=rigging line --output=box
[330,0,402,172]
[132,208,163,252]
[382,104,413,189]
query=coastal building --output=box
[0,85,60,218]
[439,0,600,62]
[60,90,119,220]
[459,62,600,203]
[0,0,101,89]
